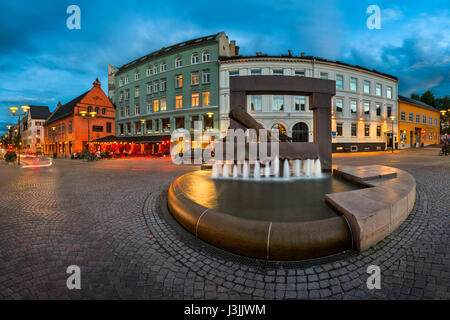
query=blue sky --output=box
[0,0,449,135]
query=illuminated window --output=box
[192,93,200,107]
[336,123,343,136]
[154,99,159,112]
[191,53,199,64]
[176,95,183,109]
[176,74,183,88]
[202,92,210,106]
[202,51,210,62]
[160,98,166,111]
[364,124,370,137]
[191,72,199,85]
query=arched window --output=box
[292,122,309,142]
[191,53,199,64]
[88,106,92,113]
[95,107,99,114]
[271,123,287,136]
[202,50,210,62]
[102,108,106,115]
[175,57,182,68]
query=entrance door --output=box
[292,122,309,142]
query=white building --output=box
[21,105,50,154]
[219,54,398,152]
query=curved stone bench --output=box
[326,165,416,251]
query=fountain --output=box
[168,75,416,260]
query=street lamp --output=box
[390,115,395,153]
[80,110,96,151]
[9,105,29,165]
[141,119,146,137]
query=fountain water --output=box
[314,159,322,177]
[264,163,271,177]
[233,164,239,178]
[305,159,312,176]
[223,164,230,178]
[242,161,249,178]
[294,160,301,177]
[212,164,219,178]
[253,162,261,179]
[272,156,280,177]
[283,159,290,178]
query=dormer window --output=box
[191,53,199,64]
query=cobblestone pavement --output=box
[0,148,448,300]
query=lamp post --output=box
[80,111,96,152]
[9,105,29,165]
[141,119,146,137]
[390,115,395,153]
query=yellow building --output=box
[398,96,440,149]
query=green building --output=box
[108,32,238,139]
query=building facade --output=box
[21,105,50,154]
[109,32,238,139]
[397,96,440,148]
[43,79,115,155]
[219,55,398,152]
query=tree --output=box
[410,93,421,101]
[420,90,436,107]
[11,134,22,148]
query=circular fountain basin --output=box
[168,170,360,260]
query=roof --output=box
[92,135,171,143]
[28,105,50,119]
[219,55,398,81]
[117,32,223,72]
[398,95,439,112]
[45,91,89,125]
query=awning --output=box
[92,135,171,143]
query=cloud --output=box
[382,8,404,22]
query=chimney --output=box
[301,52,305,57]
[93,78,101,88]
[235,46,240,55]
[57,101,62,108]
[288,50,292,57]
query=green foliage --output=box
[4,151,17,163]
[410,92,450,135]
[80,150,90,159]
[11,134,22,148]
[421,90,436,107]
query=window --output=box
[295,96,306,111]
[273,69,283,75]
[125,90,129,100]
[160,78,166,91]
[62,124,65,134]
[160,61,167,72]
[120,91,123,101]
[435,118,438,126]
[176,95,183,109]
[202,51,210,62]
[162,118,170,131]
[175,57,182,68]
[147,101,152,113]
[202,70,210,84]
[350,100,357,114]
[95,107,99,114]
[147,67,152,77]
[202,92,210,106]
[335,98,343,112]
[191,53,199,64]
[135,86,140,97]
[320,72,328,80]
[377,125,381,137]
[135,72,140,81]
[364,80,370,94]
[120,107,124,117]
[134,122,141,133]
[153,120,159,132]
[135,104,140,115]
[192,93,200,107]
[416,114,420,123]
[125,76,129,84]
[106,122,112,133]
[336,123,343,136]
[151,81,157,93]
[423,115,427,124]
[376,103,381,116]
[295,70,305,76]
[409,112,414,122]
[176,74,183,88]
[92,125,103,132]
[336,75,343,89]
[429,116,433,125]
[88,106,92,113]
[146,120,152,132]
[119,78,124,86]
[364,124,370,137]
[160,98,166,111]
[102,108,106,115]
[154,64,159,74]
[154,99,159,112]
[251,69,261,75]
[350,77,357,91]
[251,95,262,111]
[387,86,392,99]
[229,70,239,77]
[375,83,382,96]
[387,106,392,118]
[401,111,406,121]
[364,102,370,115]
[147,83,152,94]
[273,95,284,111]
[191,72,199,85]
[351,123,357,137]
[68,121,72,133]
[126,123,131,134]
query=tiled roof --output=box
[398,95,439,112]
[219,55,398,81]
[45,91,89,125]
[28,105,50,119]
[117,32,223,72]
